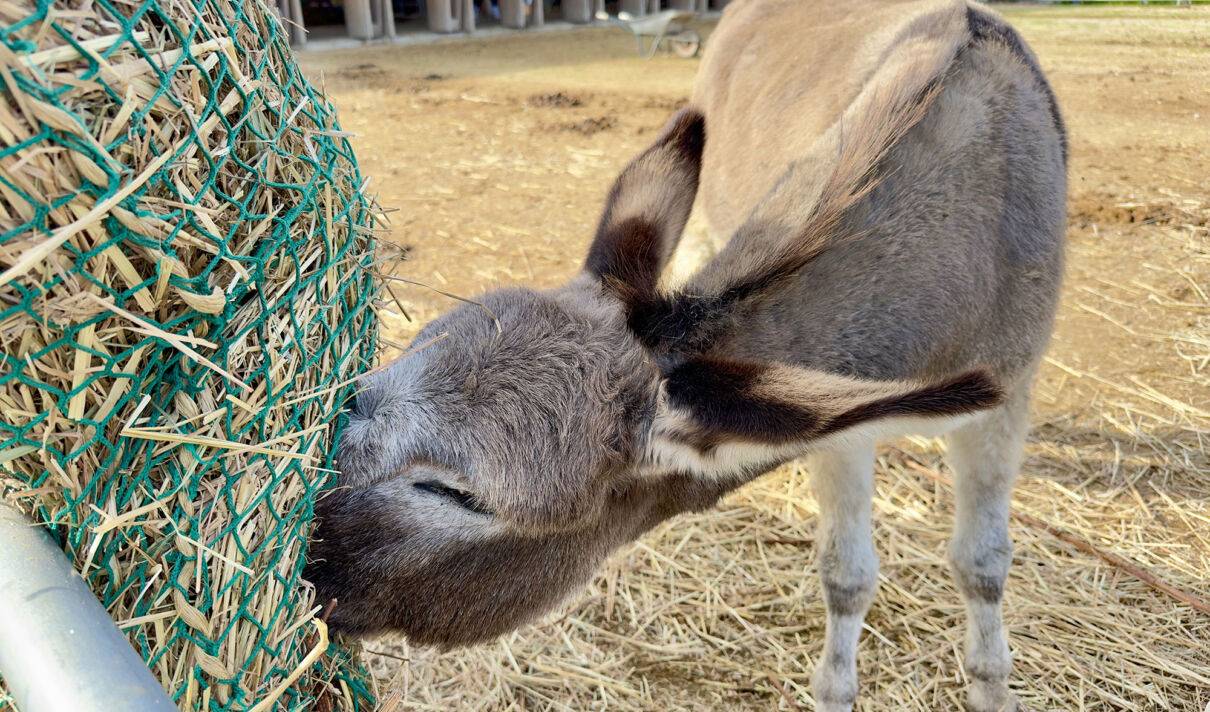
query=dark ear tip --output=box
[662,107,706,160]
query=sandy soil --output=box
[298,7,1209,711]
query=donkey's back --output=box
[690,0,1066,390]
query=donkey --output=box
[307,1,1066,709]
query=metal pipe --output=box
[462,0,475,33]
[289,0,307,47]
[344,0,375,39]
[381,0,397,39]
[0,502,176,712]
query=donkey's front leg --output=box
[807,447,878,712]
[945,385,1031,712]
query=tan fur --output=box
[692,0,968,236]
[752,367,944,421]
[686,0,971,298]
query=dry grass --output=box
[0,0,379,708]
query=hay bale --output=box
[0,0,381,708]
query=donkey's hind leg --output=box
[945,381,1032,712]
[807,446,878,712]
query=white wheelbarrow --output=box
[596,9,702,59]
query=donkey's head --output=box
[306,110,1002,646]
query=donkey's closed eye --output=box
[413,480,494,516]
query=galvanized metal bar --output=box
[0,502,177,712]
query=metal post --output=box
[0,503,176,712]
[381,0,396,39]
[427,0,459,33]
[345,0,375,39]
[501,0,526,29]
[462,0,475,33]
[289,0,307,46]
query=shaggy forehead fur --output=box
[336,281,657,531]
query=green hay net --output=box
[0,0,379,708]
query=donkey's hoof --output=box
[811,664,857,712]
[965,683,1017,712]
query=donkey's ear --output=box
[583,108,705,296]
[657,358,1003,448]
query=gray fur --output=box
[307,1,1064,708]
[701,29,1065,387]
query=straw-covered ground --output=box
[298,6,1210,710]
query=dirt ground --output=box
[298,6,1210,711]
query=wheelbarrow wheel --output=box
[670,30,701,58]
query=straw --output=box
[0,0,384,709]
